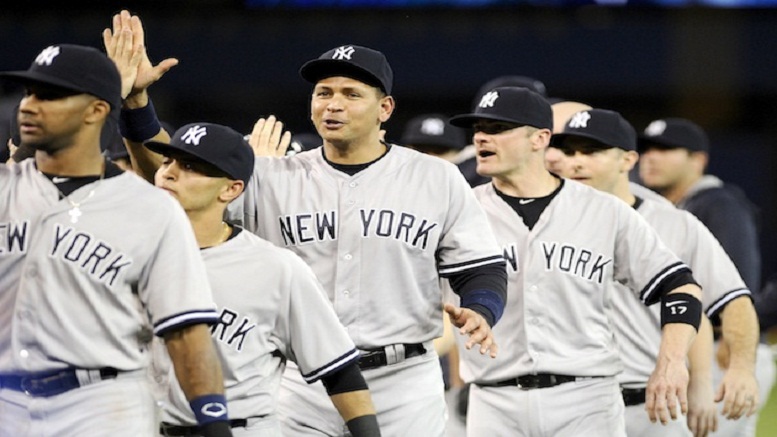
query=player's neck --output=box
[658,176,698,205]
[188,208,231,249]
[35,144,104,176]
[323,138,387,165]
[493,165,558,198]
[613,177,637,206]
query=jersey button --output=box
[343,254,352,260]
[346,200,355,206]
[343,290,350,296]
[529,285,538,292]
[349,182,358,188]
[19,349,29,359]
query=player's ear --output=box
[621,150,639,173]
[219,179,245,204]
[531,128,551,152]
[83,97,112,125]
[378,95,395,123]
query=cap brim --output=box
[299,60,386,93]
[448,113,527,128]
[550,132,616,149]
[0,70,88,96]
[144,140,238,179]
[636,135,684,152]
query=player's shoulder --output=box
[231,228,311,270]
[561,178,624,205]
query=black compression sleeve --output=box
[448,262,507,326]
[346,414,381,437]
[320,361,368,396]
[645,270,698,306]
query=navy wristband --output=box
[189,394,229,426]
[119,99,162,143]
[346,414,381,437]
[460,289,505,326]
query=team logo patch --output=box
[35,46,61,66]
[568,111,591,129]
[332,46,356,60]
[420,118,445,136]
[181,125,208,146]
[479,91,499,108]
[201,402,227,418]
[644,120,667,137]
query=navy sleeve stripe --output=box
[301,348,361,383]
[154,309,219,337]
[639,262,689,304]
[705,288,752,318]
[439,255,505,277]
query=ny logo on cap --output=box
[421,118,445,136]
[35,46,61,66]
[332,46,356,60]
[568,111,592,129]
[644,120,667,136]
[181,125,208,146]
[479,91,499,108]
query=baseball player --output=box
[638,118,773,437]
[108,10,508,437]
[134,122,380,436]
[551,108,761,437]
[0,44,232,437]
[447,86,703,436]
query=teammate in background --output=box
[139,122,381,436]
[638,118,774,437]
[447,86,703,436]
[0,44,231,436]
[551,108,761,437]
[637,118,760,292]
[400,113,467,163]
[544,100,592,175]
[108,10,507,437]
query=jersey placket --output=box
[332,176,363,344]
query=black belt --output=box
[358,343,427,370]
[621,387,646,406]
[160,419,248,436]
[477,373,595,390]
[0,367,119,397]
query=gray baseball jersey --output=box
[151,228,359,425]
[614,197,750,387]
[0,160,218,372]
[227,145,504,348]
[454,179,690,384]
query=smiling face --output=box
[310,76,394,150]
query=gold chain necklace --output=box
[45,161,106,224]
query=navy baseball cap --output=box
[144,123,255,185]
[637,118,709,153]
[401,114,466,150]
[450,86,553,130]
[0,44,122,110]
[550,109,637,151]
[474,75,548,103]
[300,45,393,95]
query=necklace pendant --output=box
[68,206,82,223]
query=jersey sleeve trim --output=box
[705,288,752,319]
[154,309,220,337]
[439,255,505,277]
[300,348,361,384]
[639,262,691,305]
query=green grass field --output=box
[757,363,777,437]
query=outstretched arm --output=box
[686,315,717,437]
[646,283,702,425]
[103,9,177,182]
[715,297,760,420]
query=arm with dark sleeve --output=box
[446,262,507,327]
[321,363,381,436]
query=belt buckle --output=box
[517,374,539,390]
